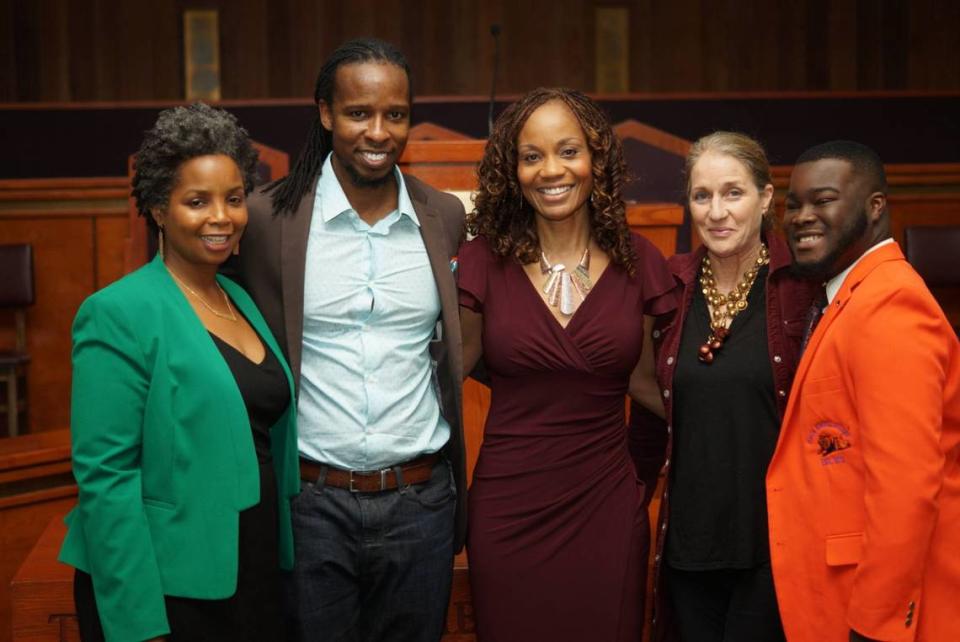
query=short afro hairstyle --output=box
[794,140,887,194]
[131,102,259,232]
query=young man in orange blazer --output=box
[768,141,960,642]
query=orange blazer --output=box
[766,242,960,642]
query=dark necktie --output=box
[800,296,828,354]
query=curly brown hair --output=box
[468,87,637,274]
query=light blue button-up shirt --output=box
[297,155,449,470]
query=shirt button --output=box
[652,329,661,339]
[773,355,782,363]
[778,389,786,397]
[663,389,670,399]
[666,425,672,435]
[666,356,675,365]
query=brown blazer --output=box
[230,173,467,550]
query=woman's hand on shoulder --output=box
[628,316,666,419]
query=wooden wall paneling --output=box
[629,0,654,92]
[33,0,70,102]
[771,163,960,190]
[409,123,472,142]
[699,0,731,90]
[126,0,181,101]
[648,0,704,91]
[0,179,129,433]
[626,204,684,257]
[64,0,97,103]
[855,0,884,90]
[10,518,79,642]
[5,0,960,101]
[740,0,780,91]
[775,0,807,90]
[440,0,483,97]
[288,0,335,98]
[494,0,593,94]
[908,0,960,90]
[0,430,76,642]
[879,0,909,90]
[887,192,960,247]
[398,140,486,192]
[263,0,295,98]
[824,0,857,89]
[0,0,15,102]
[0,216,93,434]
[94,216,128,290]
[9,0,39,101]
[218,0,270,100]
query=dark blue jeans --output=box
[287,457,456,642]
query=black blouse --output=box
[665,265,780,570]
[209,332,289,462]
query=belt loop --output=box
[313,464,328,492]
[393,464,406,493]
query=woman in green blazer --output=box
[59,104,299,642]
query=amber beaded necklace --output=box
[697,243,769,364]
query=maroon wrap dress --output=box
[459,234,676,641]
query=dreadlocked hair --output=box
[266,37,412,215]
[469,87,637,275]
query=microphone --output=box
[488,24,501,136]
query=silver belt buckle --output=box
[348,468,390,492]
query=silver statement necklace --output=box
[539,247,592,316]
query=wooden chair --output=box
[0,243,35,437]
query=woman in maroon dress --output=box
[459,87,676,641]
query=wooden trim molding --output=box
[0,178,129,203]
[613,119,691,157]
[409,122,474,141]
[400,140,487,164]
[627,203,684,227]
[772,164,960,189]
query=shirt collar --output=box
[825,238,895,304]
[316,154,419,226]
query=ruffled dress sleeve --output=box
[457,235,492,313]
[632,233,679,316]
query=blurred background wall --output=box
[2,0,959,103]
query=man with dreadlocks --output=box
[229,38,466,641]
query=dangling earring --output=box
[158,226,165,260]
[516,190,525,212]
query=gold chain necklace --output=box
[167,269,238,322]
[697,243,769,364]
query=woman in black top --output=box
[629,132,821,642]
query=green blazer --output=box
[59,256,299,642]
